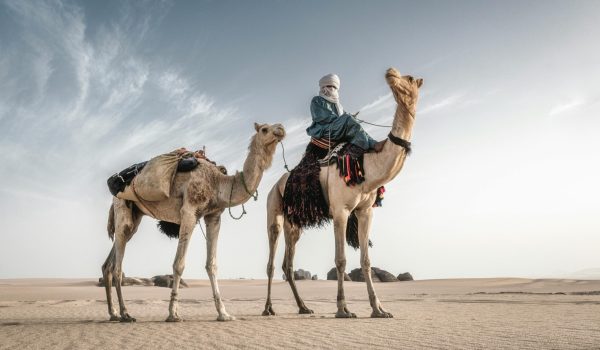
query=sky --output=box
[1,0,599,280]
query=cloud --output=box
[549,98,585,116]
[419,93,464,115]
[0,0,241,201]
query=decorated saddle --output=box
[282,138,385,243]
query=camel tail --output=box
[157,221,180,239]
[346,211,373,250]
[107,203,115,241]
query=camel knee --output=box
[269,223,280,240]
[266,262,275,277]
[335,258,347,271]
[173,261,185,277]
[361,256,371,269]
[205,263,216,276]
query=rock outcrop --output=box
[152,275,189,288]
[348,267,399,282]
[397,272,414,281]
[326,267,351,281]
[282,269,312,281]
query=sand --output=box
[1,278,600,349]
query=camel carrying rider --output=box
[282,74,386,229]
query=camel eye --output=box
[261,128,268,134]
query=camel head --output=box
[249,122,286,170]
[385,67,423,113]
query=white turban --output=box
[318,74,344,116]
[319,74,340,89]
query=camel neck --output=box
[361,101,415,191]
[218,140,265,207]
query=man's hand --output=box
[373,140,386,153]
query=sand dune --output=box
[1,278,600,349]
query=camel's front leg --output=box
[166,209,196,322]
[333,209,356,318]
[204,213,235,321]
[263,207,283,316]
[356,208,393,318]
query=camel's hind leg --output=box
[282,220,314,314]
[263,186,283,316]
[356,207,392,318]
[109,199,142,322]
[101,245,119,321]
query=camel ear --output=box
[254,122,260,132]
[417,78,423,88]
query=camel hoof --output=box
[109,315,120,322]
[335,310,357,318]
[371,311,394,318]
[119,314,136,323]
[299,307,314,314]
[165,315,183,322]
[262,306,276,316]
[217,314,236,322]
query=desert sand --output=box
[1,278,600,349]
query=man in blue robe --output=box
[306,73,385,153]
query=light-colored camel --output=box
[263,68,422,318]
[102,122,285,322]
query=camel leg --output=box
[282,220,313,314]
[356,208,393,318]
[333,208,355,318]
[204,213,235,321]
[101,245,119,321]
[166,207,197,322]
[263,194,283,316]
[111,200,142,322]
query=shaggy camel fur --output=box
[103,123,285,322]
[263,68,422,318]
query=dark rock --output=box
[397,272,414,281]
[326,267,351,281]
[295,269,311,280]
[97,273,153,287]
[349,267,401,282]
[311,275,318,280]
[372,267,398,282]
[283,269,312,281]
[151,275,188,288]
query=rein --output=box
[227,171,258,220]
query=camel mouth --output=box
[272,125,286,140]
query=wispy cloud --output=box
[419,93,465,115]
[0,0,242,201]
[549,98,585,116]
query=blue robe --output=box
[306,96,377,150]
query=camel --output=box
[262,68,422,318]
[102,122,285,322]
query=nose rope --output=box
[280,142,291,172]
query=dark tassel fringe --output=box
[346,211,373,250]
[157,221,180,239]
[283,146,330,229]
[373,186,385,207]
